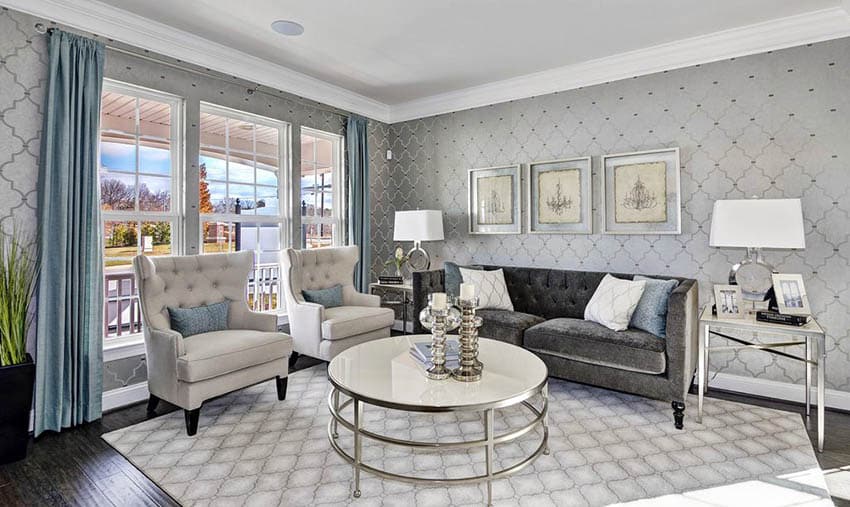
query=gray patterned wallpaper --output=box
[0,7,391,392]
[380,39,850,394]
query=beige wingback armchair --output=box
[282,246,394,363]
[134,251,293,436]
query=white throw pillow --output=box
[584,274,646,331]
[459,268,514,311]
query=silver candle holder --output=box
[452,296,483,382]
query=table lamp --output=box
[393,210,444,270]
[709,198,805,300]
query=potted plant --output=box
[383,246,410,278]
[0,227,39,464]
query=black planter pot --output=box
[0,353,35,464]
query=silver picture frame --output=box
[713,284,744,319]
[771,273,811,316]
[526,156,592,234]
[468,165,521,234]
[601,147,681,234]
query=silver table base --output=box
[327,383,549,505]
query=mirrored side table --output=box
[369,282,413,334]
[698,307,826,452]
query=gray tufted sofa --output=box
[413,265,699,428]
[282,246,394,363]
[134,251,293,435]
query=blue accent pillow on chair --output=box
[168,301,229,337]
[629,276,679,337]
[302,284,344,308]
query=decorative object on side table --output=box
[601,147,681,234]
[383,246,410,279]
[468,165,521,234]
[713,284,744,319]
[527,156,592,234]
[393,210,444,270]
[453,282,484,382]
[0,227,40,464]
[771,273,811,316]
[709,198,805,301]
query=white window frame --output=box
[300,126,345,247]
[100,80,184,347]
[198,102,291,250]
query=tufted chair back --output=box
[281,246,360,305]
[134,250,255,331]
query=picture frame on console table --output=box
[713,284,744,319]
[468,165,521,234]
[601,147,681,234]
[771,273,811,316]
[526,156,592,234]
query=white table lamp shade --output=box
[709,198,805,249]
[393,210,444,242]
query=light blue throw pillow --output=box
[168,301,229,338]
[629,276,679,337]
[302,284,344,308]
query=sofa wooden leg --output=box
[276,376,288,401]
[288,352,300,372]
[672,401,685,430]
[184,408,201,436]
[146,395,160,416]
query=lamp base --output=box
[729,247,775,301]
[407,241,430,271]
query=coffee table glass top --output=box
[327,335,548,411]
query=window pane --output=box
[139,141,171,176]
[240,222,281,312]
[104,220,138,267]
[202,221,234,253]
[140,221,172,256]
[200,112,226,149]
[302,223,335,249]
[138,98,172,139]
[230,184,256,215]
[100,139,136,173]
[228,157,254,184]
[100,173,135,211]
[200,155,227,181]
[101,92,136,134]
[138,175,171,212]
[300,134,316,163]
[315,168,333,218]
[255,185,279,216]
[301,163,316,217]
[316,138,333,166]
[228,119,254,152]
[256,166,278,186]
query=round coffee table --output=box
[326,335,549,505]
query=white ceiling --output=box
[6,0,850,122]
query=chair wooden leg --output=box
[276,376,288,401]
[288,352,300,372]
[146,395,160,416]
[184,408,201,436]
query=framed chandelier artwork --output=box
[527,156,592,234]
[601,147,681,234]
[468,165,521,234]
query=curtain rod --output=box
[33,23,351,120]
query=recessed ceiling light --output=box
[271,20,304,36]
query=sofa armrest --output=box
[144,327,184,400]
[231,309,278,332]
[346,291,381,307]
[664,279,699,402]
[412,269,445,333]
[287,300,325,357]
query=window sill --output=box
[103,333,146,362]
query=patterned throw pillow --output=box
[302,284,344,308]
[444,261,484,297]
[459,267,514,311]
[168,301,229,338]
[630,275,679,337]
[584,274,646,331]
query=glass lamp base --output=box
[729,248,774,301]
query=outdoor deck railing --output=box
[103,261,281,338]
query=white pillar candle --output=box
[459,282,475,300]
[431,292,447,310]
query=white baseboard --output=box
[102,381,149,412]
[707,371,850,412]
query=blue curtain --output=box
[346,115,371,292]
[34,30,105,436]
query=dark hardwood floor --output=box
[1,355,847,506]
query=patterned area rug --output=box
[103,366,831,506]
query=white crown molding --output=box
[388,7,850,123]
[0,0,391,122]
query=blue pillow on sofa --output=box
[444,261,484,297]
[629,276,679,337]
[302,284,344,308]
[168,301,229,338]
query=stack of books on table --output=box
[410,340,460,370]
